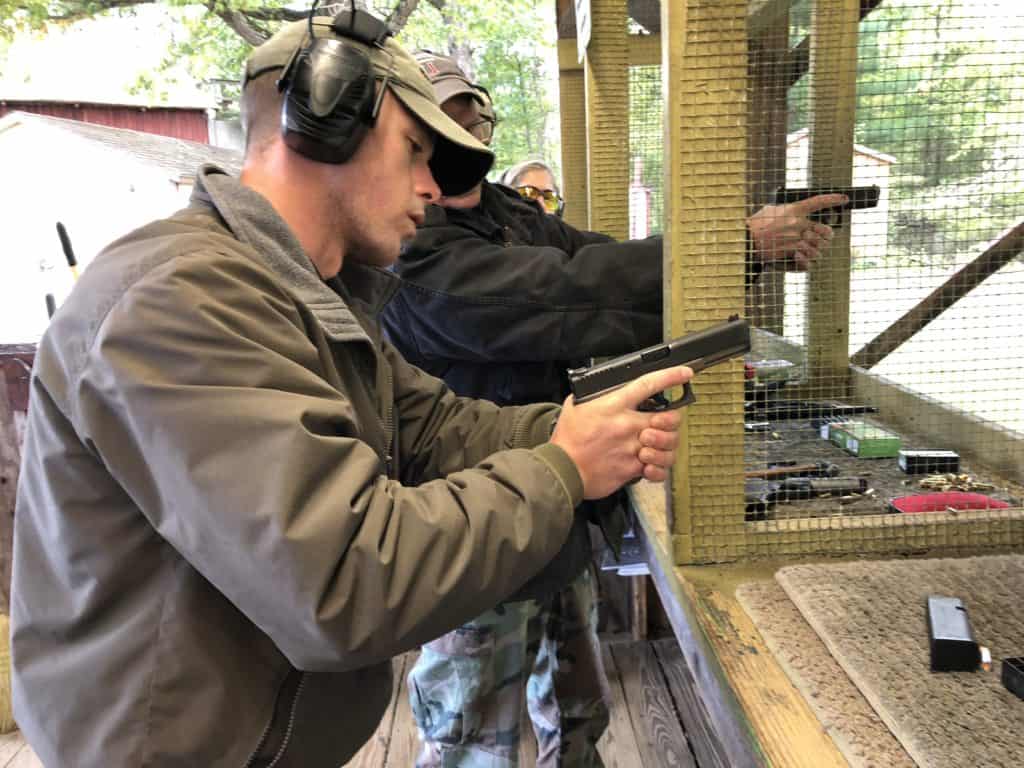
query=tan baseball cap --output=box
[244,16,493,196]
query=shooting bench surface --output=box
[627,481,854,767]
[629,457,1022,768]
[744,414,1021,521]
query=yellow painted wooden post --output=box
[746,7,791,335]
[583,0,629,239]
[806,0,859,396]
[662,0,748,564]
[558,39,589,231]
[558,34,659,232]
[583,0,640,629]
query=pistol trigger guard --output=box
[675,381,696,409]
[639,393,671,412]
[642,382,696,411]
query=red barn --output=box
[0,99,209,143]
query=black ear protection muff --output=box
[277,1,393,164]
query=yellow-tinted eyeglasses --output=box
[515,185,564,216]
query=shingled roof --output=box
[0,110,242,178]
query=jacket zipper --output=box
[241,671,306,767]
[264,672,306,768]
[381,362,395,477]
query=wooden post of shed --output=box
[746,4,792,335]
[0,346,35,615]
[557,40,589,231]
[583,0,629,239]
[0,381,17,616]
[806,0,859,395]
[583,0,644,633]
[662,0,748,564]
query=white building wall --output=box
[209,118,245,152]
[1,121,188,342]
[785,133,893,265]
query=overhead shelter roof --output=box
[0,110,242,180]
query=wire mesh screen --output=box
[628,64,664,238]
[622,0,1024,562]
[737,0,1024,559]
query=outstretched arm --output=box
[747,193,849,270]
[390,226,663,363]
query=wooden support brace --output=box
[780,0,884,90]
[630,575,648,641]
[0,348,34,616]
[851,220,1024,369]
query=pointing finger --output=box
[789,193,849,217]
[615,365,694,410]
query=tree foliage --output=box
[628,62,663,235]
[0,0,303,45]
[396,0,557,177]
[784,0,1024,266]
[1,0,558,175]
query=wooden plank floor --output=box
[0,734,41,768]
[348,636,699,767]
[0,637,701,768]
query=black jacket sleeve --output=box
[390,221,663,364]
[535,208,619,252]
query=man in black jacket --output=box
[385,52,846,768]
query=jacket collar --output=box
[193,165,401,343]
[421,181,540,244]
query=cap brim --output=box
[389,84,493,197]
[431,77,484,107]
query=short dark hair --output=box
[241,73,285,158]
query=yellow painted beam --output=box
[559,35,661,71]
[584,0,630,238]
[662,0,749,563]
[628,34,660,66]
[806,0,859,394]
[558,51,589,230]
[746,8,790,335]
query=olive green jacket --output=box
[11,165,580,767]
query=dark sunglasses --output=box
[515,185,564,215]
[465,117,495,144]
[466,83,497,144]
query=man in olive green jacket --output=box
[10,13,691,768]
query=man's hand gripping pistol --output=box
[568,316,751,411]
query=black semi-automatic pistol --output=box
[773,185,880,227]
[568,316,751,411]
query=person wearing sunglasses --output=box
[386,52,849,768]
[9,17,697,767]
[502,159,565,217]
[413,50,497,144]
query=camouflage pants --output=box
[408,568,609,767]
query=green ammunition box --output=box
[840,423,902,458]
[750,359,796,384]
[827,422,854,447]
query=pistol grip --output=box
[810,208,844,228]
[640,381,695,411]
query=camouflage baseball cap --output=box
[413,50,483,107]
[244,16,493,195]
